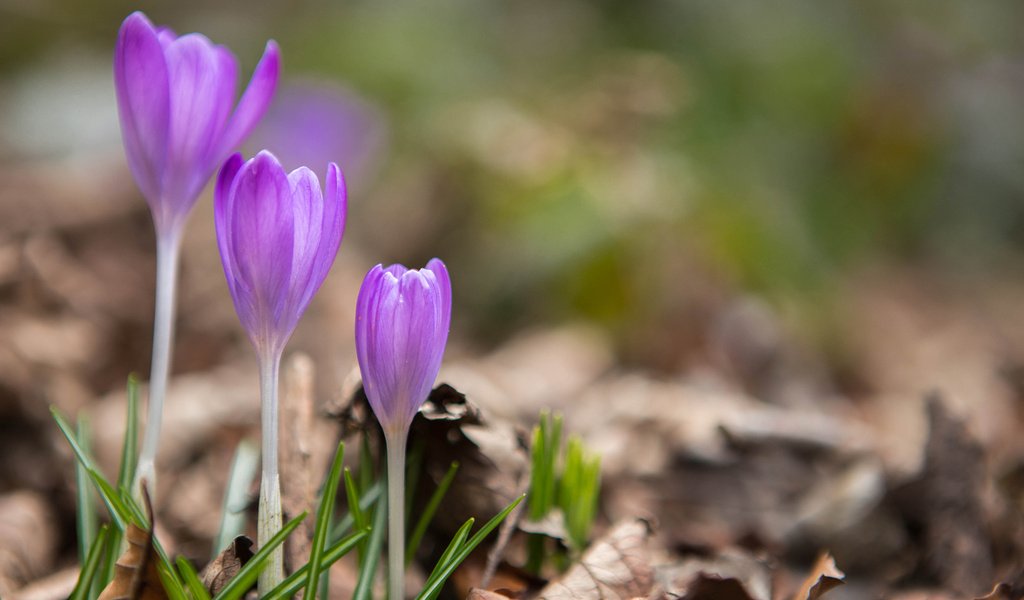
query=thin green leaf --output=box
[86,470,127,531]
[157,559,189,600]
[262,528,368,600]
[53,407,101,479]
[343,468,367,534]
[358,432,374,495]
[75,415,97,567]
[116,374,140,493]
[176,556,212,600]
[330,481,381,542]
[421,517,474,590]
[351,491,388,600]
[213,512,307,600]
[306,442,345,600]
[99,528,123,595]
[416,494,525,600]
[214,439,260,555]
[406,461,459,566]
[69,524,110,600]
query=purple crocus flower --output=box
[215,150,345,591]
[355,259,452,437]
[355,258,450,598]
[115,11,280,235]
[215,150,346,357]
[116,11,279,507]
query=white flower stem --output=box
[258,350,284,593]
[135,229,182,501]
[385,430,408,600]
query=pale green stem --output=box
[258,350,284,593]
[385,430,408,600]
[135,229,182,501]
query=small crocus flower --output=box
[355,258,451,599]
[215,151,346,357]
[115,11,280,235]
[215,150,346,591]
[115,11,280,503]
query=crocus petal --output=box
[306,163,346,305]
[114,12,170,214]
[215,151,345,358]
[355,259,451,435]
[227,152,294,347]
[214,153,244,303]
[162,34,239,213]
[214,40,281,163]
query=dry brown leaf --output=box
[200,536,254,597]
[467,588,518,600]
[791,553,845,600]
[0,492,57,598]
[537,518,653,600]
[973,582,1024,600]
[655,551,772,600]
[920,397,993,596]
[97,522,166,600]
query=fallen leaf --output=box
[200,536,254,597]
[792,553,845,600]
[537,518,653,600]
[919,397,993,596]
[655,550,772,600]
[97,522,166,600]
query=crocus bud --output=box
[355,259,452,438]
[115,11,280,235]
[215,151,346,357]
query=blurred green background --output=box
[3,0,1023,373]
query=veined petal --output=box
[280,166,324,331]
[163,34,238,212]
[227,151,294,349]
[355,260,451,435]
[214,153,244,307]
[114,12,170,212]
[304,163,346,309]
[214,40,281,164]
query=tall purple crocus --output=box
[216,150,346,591]
[355,259,451,599]
[114,11,280,498]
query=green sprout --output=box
[526,411,602,574]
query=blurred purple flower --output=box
[247,80,386,190]
[115,11,280,235]
[215,151,346,357]
[355,259,451,437]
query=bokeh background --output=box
[2,1,1024,595]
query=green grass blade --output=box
[157,559,189,600]
[306,442,345,600]
[214,439,260,556]
[421,517,473,590]
[69,524,110,600]
[415,494,526,600]
[116,374,140,492]
[212,512,307,600]
[99,528,122,595]
[406,461,459,566]
[343,468,367,534]
[53,407,101,478]
[358,432,374,496]
[75,416,97,567]
[176,556,212,600]
[329,481,381,542]
[262,528,368,600]
[351,491,388,600]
